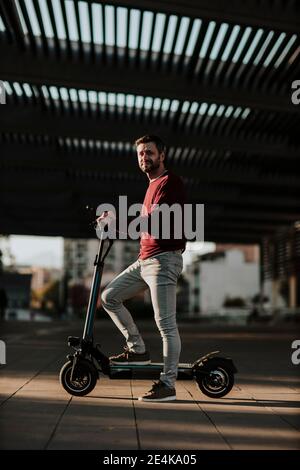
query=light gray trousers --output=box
[101,250,183,388]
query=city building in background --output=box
[64,238,140,286]
[185,244,260,319]
[63,239,144,316]
[2,231,299,322]
[262,223,300,314]
[0,271,32,320]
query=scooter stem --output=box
[82,232,113,341]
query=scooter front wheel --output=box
[196,366,234,398]
[59,359,98,396]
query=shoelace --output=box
[121,346,134,358]
[118,346,129,358]
[148,381,163,392]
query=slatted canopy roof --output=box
[0,0,300,242]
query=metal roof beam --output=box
[3,185,300,210]
[0,211,284,238]
[97,0,300,34]
[2,193,298,222]
[0,104,298,159]
[1,143,300,189]
[0,42,297,114]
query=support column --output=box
[289,275,297,308]
[297,273,300,308]
[271,279,280,309]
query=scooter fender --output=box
[67,340,110,376]
[92,344,111,375]
[192,352,238,376]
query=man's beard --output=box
[140,160,160,173]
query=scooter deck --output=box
[109,362,194,380]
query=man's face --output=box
[137,142,163,173]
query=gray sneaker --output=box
[139,381,176,402]
[109,346,151,365]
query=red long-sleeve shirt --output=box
[138,170,186,260]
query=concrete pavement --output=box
[0,318,299,450]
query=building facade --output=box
[185,246,260,316]
[64,238,140,285]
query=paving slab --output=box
[0,319,299,450]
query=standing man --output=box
[100,135,186,402]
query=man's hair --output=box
[135,135,167,158]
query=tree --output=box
[32,280,61,314]
[43,280,61,313]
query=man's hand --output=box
[96,210,116,229]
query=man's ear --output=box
[160,152,165,162]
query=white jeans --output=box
[101,251,183,388]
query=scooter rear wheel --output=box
[196,366,234,398]
[59,359,98,396]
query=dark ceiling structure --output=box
[0,0,300,242]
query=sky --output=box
[5,236,64,268]
[1,236,215,269]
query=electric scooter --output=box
[59,216,237,399]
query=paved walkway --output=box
[0,319,299,449]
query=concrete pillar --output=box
[297,273,300,308]
[289,275,297,308]
[271,279,279,309]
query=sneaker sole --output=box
[138,395,176,402]
[110,360,151,365]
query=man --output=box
[100,135,186,402]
